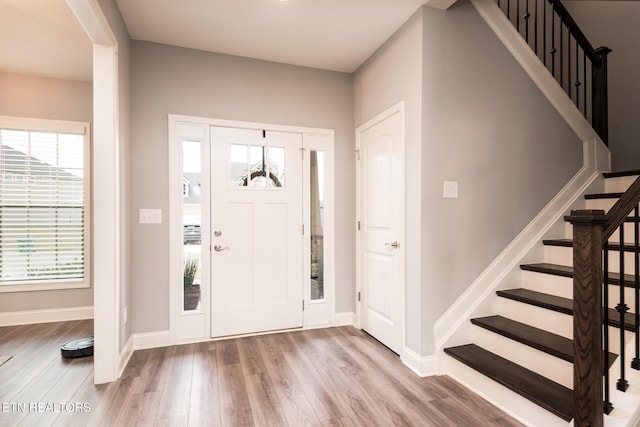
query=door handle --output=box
[214,245,229,252]
[385,241,400,249]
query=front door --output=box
[210,126,303,337]
[357,107,404,354]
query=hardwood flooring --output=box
[0,320,524,426]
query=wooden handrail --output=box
[604,175,640,240]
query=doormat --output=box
[0,356,12,368]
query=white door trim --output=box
[168,115,335,343]
[355,102,406,352]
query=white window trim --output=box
[0,115,91,293]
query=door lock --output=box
[214,230,222,237]
[385,241,400,249]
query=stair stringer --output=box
[470,0,610,174]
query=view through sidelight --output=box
[310,150,324,300]
[182,139,202,311]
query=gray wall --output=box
[0,72,93,313]
[130,42,354,334]
[419,1,582,354]
[353,1,584,356]
[563,1,640,172]
[353,11,425,354]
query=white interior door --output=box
[358,108,403,354]
[210,126,303,337]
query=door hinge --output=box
[357,291,361,302]
[355,149,361,160]
[300,147,306,160]
[302,224,305,235]
[357,220,361,231]
[302,300,305,311]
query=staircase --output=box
[443,171,640,425]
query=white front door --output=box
[210,126,303,337]
[357,106,404,354]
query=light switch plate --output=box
[443,181,459,199]
[139,209,162,224]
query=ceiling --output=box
[0,0,93,82]
[1,0,429,83]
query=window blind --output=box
[0,128,85,284]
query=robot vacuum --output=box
[61,336,94,358]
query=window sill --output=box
[0,280,90,293]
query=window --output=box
[230,144,285,188]
[0,117,90,291]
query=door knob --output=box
[385,241,400,249]
[214,245,229,252]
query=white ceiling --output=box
[1,0,429,83]
[115,0,427,73]
[0,0,93,82]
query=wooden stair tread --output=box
[543,239,640,251]
[472,315,617,367]
[497,288,637,331]
[521,262,639,288]
[603,170,640,178]
[584,192,624,200]
[444,344,573,422]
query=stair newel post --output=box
[592,46,611,145]
[566,209,608,426]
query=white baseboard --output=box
[119,335,134,376]
[402,347,437,377]
[333,311,356,327]
[132,330,171,350]
[0,306,94,327]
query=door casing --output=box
[168,115,335,344]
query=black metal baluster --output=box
[517,0,520,31]
[617,223,630,391]
[633,206,640,370]
[507,0,511,23]
[550,8,556,76]
[568,33,573,99]
[575,39,581,111]
[534,0,538,55]
[583,52,587,117]
[543,0,547,66]
[560,16,564,90]
[604,243,614,414]
[524,0,530,43]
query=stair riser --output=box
[473,326,573,389]
[545,245,640,276]
[521,269,640,311]
[498,299,572,339]
[444,357,572,427]
[520,270,573,299]
[604,176,638,193]
[565,220,639,242]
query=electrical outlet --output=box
[443,181,459,199]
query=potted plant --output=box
[183,258,200,310]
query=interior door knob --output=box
[385,241,400,249]
[214,245,229,252]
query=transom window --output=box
[0,117,90,291]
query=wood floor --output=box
[0,320,524,426]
